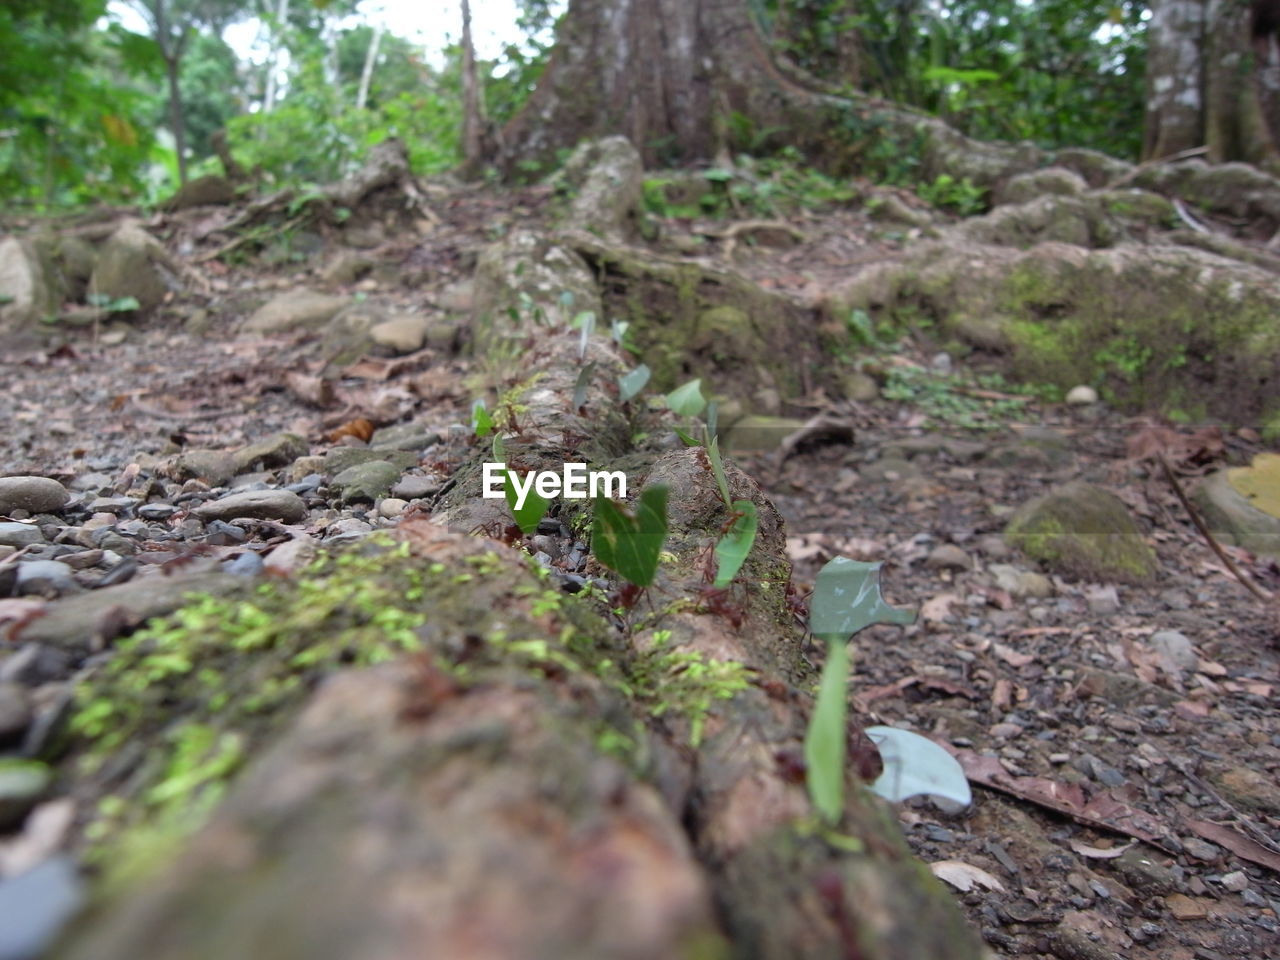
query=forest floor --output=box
[2,179,1279,960]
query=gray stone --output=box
[926,544,971,571]
[14,571,244,654]
[369,424,441,452]
[170,450,237,486]
[0,235,57,331]
[1149,630,1197,673]
[332,461,402,503]
[1085,584,1120,615]
[370,314,430,354]
[0,758,50,830]
[553,135,644,238]
[391,475,443,499]
[324,447,417,475]
[975,535,1011,560]
[232,433,309,473]
[0,644,73,685]
[1065,385,1098,405]
[243,289,348,334]
[1193,469,1280,559]
[15,561,77,598]
[193,490,308,524]
[1111,848,1176,894]
[989,564,1054,599]
[0,522,44,548]
[89,222,175,314]
[0,682,32,748]
[0,856,84,960]
[377,498,408,519]
[0,477,70,514]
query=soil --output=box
[2,178,1279,960]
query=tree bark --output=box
[460,0,487,170]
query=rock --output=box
[1220,870,1249,893]
[169,450,237,486]
[391,475,442,500]
[1211,765,1280,817]
[324,447,418,476]
[14,571,244,654]
[1193,465,1280,559]
[994,166,1088,206]
[243,289,348,334]
[162,174,235,210]
[975,535,1011,560]
[0,236,57,333]
[319,252,375,288]
[861,457,920,481]
[1149,630,1197,674]
[231,433,309,473]
[0,523,44,548]
[378,498,408,519]
[193,490,308,524]
[0,478,69,515]
[1111,847,1176,895]
[871,193,934,227]
[0,856,85,960]
[332,461,402,503]
[437,280,474,312]
[424,319,463,353]
[222,552,265,577]
[988,564,1054,599]
[0,645,73,685]
[369,314,430,354]
[1065,385,1098,405]
[263,536,318,576]
[15,561,77,598]
[369,424,440,452]
[1085,584,1120,615]
[1005,481,1157,584]
[89,222,175,314]
[0,758,50,830]
[1180,837,1219,861]
[0,682,32,748]
[925,544,970,571]
[838,371,880,402]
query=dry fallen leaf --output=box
[930,860,1006,893]
[921,592,960,623]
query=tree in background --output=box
[1144,0,1280,169]
[125,0,247,185]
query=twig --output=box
[1157,451,1272,602]
[1171,197,1209,234]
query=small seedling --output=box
[618,364,651,402]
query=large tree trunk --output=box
[1143,0,1280,168]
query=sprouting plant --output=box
[592,485,669,594]
[804,557,916,824]
[491,435,550,537]
[916,173,987,215]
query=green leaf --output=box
[808,557,916,645]
[713,500,758,587]
[674,426,700,447]
[491,434,505,463]
[472,399,493,438]
[503,469,550,537]
[665,378,706,417]
[573,310,595,358]
[805,638,850,824]
[618,364,651,402]
[706,437,733,508]
[592,485,668,587]
[572,362,596,410]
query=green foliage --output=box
[592,485,669,588]
[762,0,1146,159]
[804,557,916,824]
[618,364,651,402]
[880,365,1045,430]
[643,151,858,221]
[665,378,707,418]
[916,173,987,215]
[713,500,758,587]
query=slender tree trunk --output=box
[165,55,188,185]
[263,0,290,114]
[460,0,486,168]
[1142,0,1206,160]
[356,22,384,111]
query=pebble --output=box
[0,645,73,686]
[332,461,402,503]
[15,561,77,598]
[1065,384,1098,405]
[391,475,442,499]
[0,478,70,515]
[1181,837,1220,861]
[988,564,1053,599]
[0,523,45,548]
[925,544,970,571]
[1220,870,1249,892]
[0,855,85,960]
[192,489,308,524]
[222,552,265,577]
[377,498,408,519]
[1085,584,1120,615]
[1150,629,1198,673]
